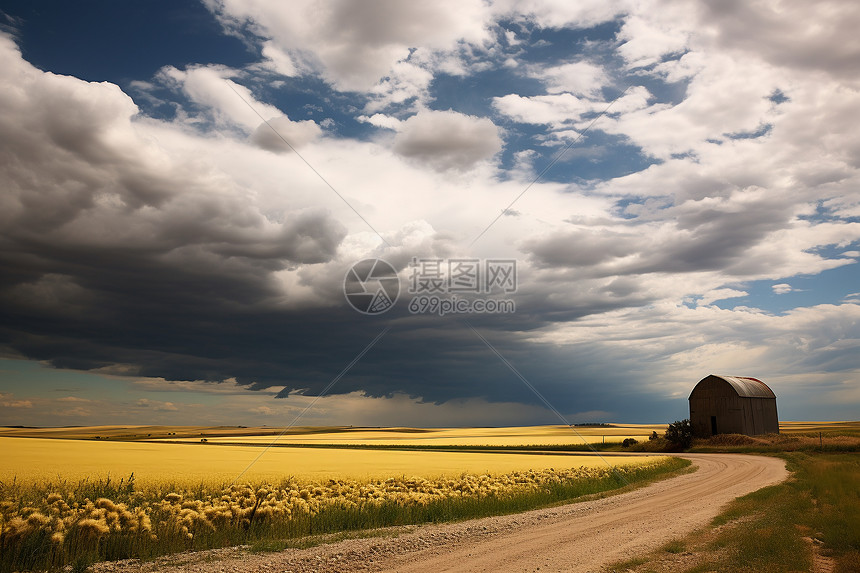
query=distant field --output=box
[0,423,668,445]
[159,424,668,446]
[778,421,860,435]
[1,422,855,485]
[0,436,658,486]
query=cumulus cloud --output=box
[772,283,793,295]
[696,0,860,81]
[392,109,503,171]
[204,0,493,91]
[260,41,298,76]
[496,0,626,30]
[540,61,608,96]
[250,116,322,152]
[157,64,282,131]
[357,113,402,130]
[698,288,748,306]
[493,86,651,129]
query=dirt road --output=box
[96,454,787,573]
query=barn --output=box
[689,375,779,437]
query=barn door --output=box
[710,416,717,435]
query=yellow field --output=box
[0,425,280,440]
[0,437,662,486]
[2,422,854,444]
[778,421,860,434]
[158,424,667,446]
[0,424,666,444]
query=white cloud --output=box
[699,288,748,306]
[157,64,281,132]
[616,4,694,69]
[365,60,435,113]
[205,0,493,92]
[250,115,322,152]
[260,40,297,76]
[493,86,652,130]
[772,283,793,295]
[496,0,626,30]
[357,113,402,130]
[494,93,597,125]
[540,61,607,96]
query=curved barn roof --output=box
[707,375,776,398]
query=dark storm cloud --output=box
[0,33,574,416]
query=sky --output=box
[0,0,858,428]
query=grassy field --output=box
[688,421,860,453]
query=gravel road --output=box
[93,453,787,573]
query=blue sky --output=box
[0,1,858,427]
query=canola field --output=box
[0,428,685,572]
[0,436,655,485]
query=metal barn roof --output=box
[713,375,776,398]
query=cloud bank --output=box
[1,0,859,425]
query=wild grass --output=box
[662,539,686,554]
[0,457,688,572]
[689,432,860,453]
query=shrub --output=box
[621,438,639,448]
[664,419,693,450]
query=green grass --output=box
[698,453,860,572]
[0,457,689,572]
[663,539,686,554]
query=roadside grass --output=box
[662,539,686,554]
[607,452,860,573]
[0,457,688,572]
[687,432,860,454]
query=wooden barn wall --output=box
[690,381,779,437]
[690,395,745,436]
